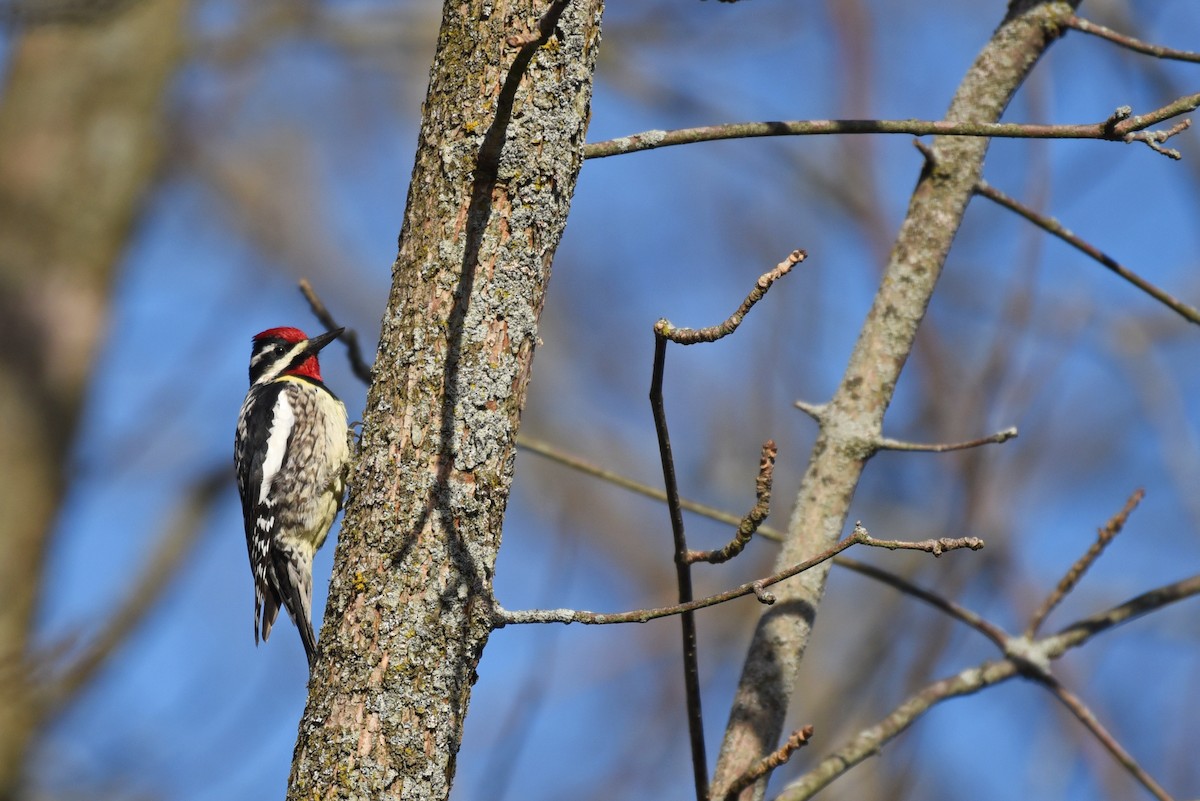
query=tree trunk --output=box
[0,1,187,795]
[711,2,1082,799]
[286,2,604,799]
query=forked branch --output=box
[776,494,1196,801]
[1027,489,1145,636]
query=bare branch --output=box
[298,278,375,384]
[687,441,777,565]
[585,93,1200,160]
[875,425,1017,453]
[494,525,983,627]
[649,320,709,801]
[834,555,1008,649]
[1037,676,1175,801]
[974,179,1200,326]
[1045,573,1200,653]
[1027,489,1145,636]
[656,249,804,344]
[724,725,815,801]
[855,522,984,556]
[1065,15,1200,63]
[1126,118,1192,160]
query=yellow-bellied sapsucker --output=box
[234,326,349,667]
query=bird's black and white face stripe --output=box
[248,337,313,386]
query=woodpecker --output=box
[234,326,350,667]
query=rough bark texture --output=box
[286,2,604,799]
[710,3,1082,799]
[0,1,187,795]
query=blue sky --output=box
[19,1,1200,799]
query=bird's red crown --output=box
[254,326,309,344]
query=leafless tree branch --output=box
[1037,675,1175,801]
[833,555,1009,649]
[973,179,1200,325]
[494,524,983,627]
[585,93,1200,160]
[655,249,805,344]
[1027,488,1145,636]
[723,725,815,801]
[774,571,1200,801]
[875,425,1018,453]
[298,278,374,383]
[1065,15,1200,63]
[649,318,708,801]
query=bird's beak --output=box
[304,327,344,356]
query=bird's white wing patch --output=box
[259,391,295,504]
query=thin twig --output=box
[1046,572,1200,654]
[974,180,1200,325]
[584,93,1200,160]
[1127,119,1192,160]
[875,425,1018,453]
[723,725,815,801]
[793,400,826,423]
[1065,15,1200,63]
[1037,676,1176,801]
[834,555,1008,649]
[494,525,983,626]
[1027,489,1145,636]
[656,250,805,344]
[855,522,984,556]
[687,441,776,564]
[298,279,374,383]
[649,329,708,801]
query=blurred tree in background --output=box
[0,1,1197,800]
